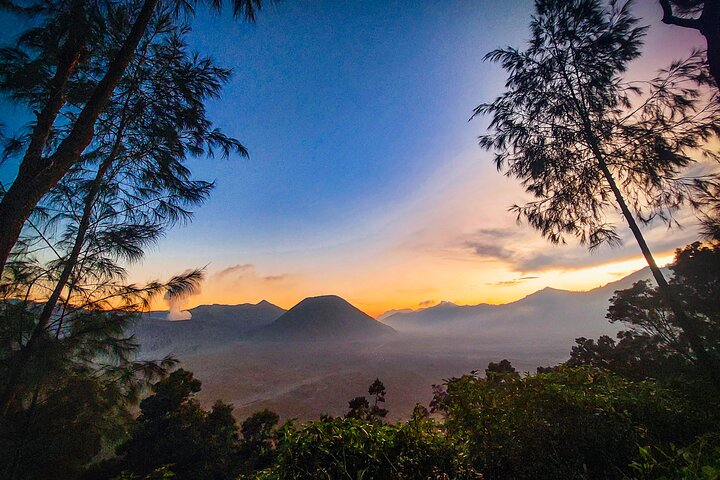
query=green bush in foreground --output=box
[630,434,720,480]
[251,409,479,480]
[434,366,715,480]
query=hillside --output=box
[253,295,397,342]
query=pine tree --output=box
[0,0,268,274]
[474,0,720,384]
[0,7,243,415]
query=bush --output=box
[437,366,711,479]
[630,434,720,480]
[252,412,479,479]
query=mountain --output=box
[186,300,286,330]
[383,267,665,346]
[132,300,286,355]
[254,295,396,342]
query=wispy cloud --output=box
[465,241,513,259]
[418,299,436,307]
[486,275,539,287]
[264,274,287,282]
[214,263,255,279]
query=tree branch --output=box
[659,0,702,29]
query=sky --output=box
[0,1,710,316]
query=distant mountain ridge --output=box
[253,295,397,342]
[133,300,286,355]
[133,267,664,354]
[134,295,397,354]
[382,266,665,345]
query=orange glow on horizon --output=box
[146,249,679,319]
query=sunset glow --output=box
[115,0,706,318]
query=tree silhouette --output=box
[346,396,370,420]
[485,359,520,384]
[0,0,268,274]
[346,379,388,421]
[0,5,243,415]
[239,409,280,471]
[474,0,720,383]
[0,292,183,478]
[659,1,720,88]
[368,378,388,420]
[111,369,243,480]
[570,241,720,380]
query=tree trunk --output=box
[660,0,720,89]
[0,1,87,275]
[700,2,720,88]
[0,0,159,275]
[0,143,121,416]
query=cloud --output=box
[462,227,522,261]
[514,252,559,271]
[214,263,255,279]
[473,228,520,240]
[486,275,540,287]
[263,274,287,282]
[205,262,294,305]
[462,217,699,273]
[214,264,290,283]
[465,241,513,259]
[417,299,436,307]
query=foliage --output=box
[568,241,720,382]
[368,378,389,419]
[239,408,280,472]
[0,291,189,479]
[252,415,479,480]
[112,466,176,480]
[90,369,243,480]
[346,378,389,421]
[475,0,719,249]
[0,0,268,273]
[434,363,711,479]
[630,433,720,480]
[475,0,720,385]
[0,4,243,477]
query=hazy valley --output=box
[131,268,657,421]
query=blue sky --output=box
[177,0,529,251]
[0,1,708,314]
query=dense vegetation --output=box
[0,0,719,478]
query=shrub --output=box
[437,366,710,479]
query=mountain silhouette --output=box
[254,295,396,342]
[134,300,286,355]
[383,267,666,345]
